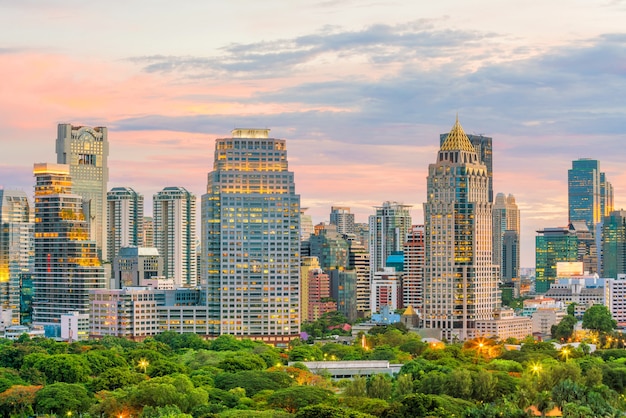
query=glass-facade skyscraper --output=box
[32,163,105,337]
[424,118,499,340]
[535,227,578,293]
[56,124,109,261]
[0,190,34,325]
[201,129,300,345]
[602,210,626,279]
[568,158,613,233]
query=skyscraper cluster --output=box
[5,116,625,344]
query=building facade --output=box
[441,133,493,202]
[0,190,34,325]
[369,201,411,275]
[568,159,612,234]
[403,225,424,313]
[492,193,520,282]
[201,128,300,345]
[424,118,499,341]
[602,210,626,279]
[56,124,109,260]
[113,246,163,288]
[107,187,144,267]
[535,227,579,293]
[154,187,197,287]
[330,206,355,235]
[32,163,105,337]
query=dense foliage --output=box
[1,326,626,417]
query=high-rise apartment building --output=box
[403,225,424,313]
[142,217,154,248]
[346,234,371,317]
[201,128,300,345]
[0,190,34,325]
[306,267,336,322]
[493,193,520,282]
[32,163,105,337]
[441,132,493,202]
[424,118,499,340]
[309,224,349,271]
[107,187,144,267]
[56,124,109,260]
[369,201,411,274]
[602,210,626,279]
[330,206,355,235]
[568,159,612,233]
[153,187,197,288]
[535,227,578,293]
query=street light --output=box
[138,358,149,373]
[560,347,570,361]
[529,362,542,376]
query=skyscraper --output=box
[602,210,626,279]
[153,187,197,288]
[535,227,578,293]
[492,193,520,282]
[0,190,34,325]
[441,132,493,202]
[56,124,109,260]
[568,159,613,233]
[330,206,355,235]
[403,225,425,313]
[201,128,300,344]
[107,187,144,267]
[32,163,105,337]
[424,118,499,340]
[369,201,411,274]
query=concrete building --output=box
[369,201,411,275]
[112,246,163,289]
[568,158,612,234]
[56,124,109,260]
[61,311,89,342]
[423,118,499,340]
[493,193,520,282]
[531,308,567,337]
[0,190,34,325]
[154,187,197,287]
[330,206,355,235]
[107,187,144,266]
[32,163,105,337]
[90,287,164,339]
[201,128,300,345]
[403,225,424,314]
[309,224,349,271]
[306,267,336,322]
[605,275,626,327]
[346,234,371,317]
[370,267,401,314]
[142,217,154,248]
[475,309,532,341]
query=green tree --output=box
[267,386,334,413]
[582,305,617,333]
[0,384,41,417]
[214,370,292,397]
[34,382,93,415]
[551,315,577,342]
[343,375,367,398]
[366,374,392,400]
[445,368,472,399]
[90,366,147,391]
[393,373,413,399]
[218,353,267,372]
[35,354,92,384]
[295,404,375,418]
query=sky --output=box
[0,0,625,267]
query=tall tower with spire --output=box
[423,118,499,341]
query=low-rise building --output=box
[475,308,532,341]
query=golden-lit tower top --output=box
[440,116,476,153]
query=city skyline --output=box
[1,1,625,267]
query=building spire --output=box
[441,117,475,153]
